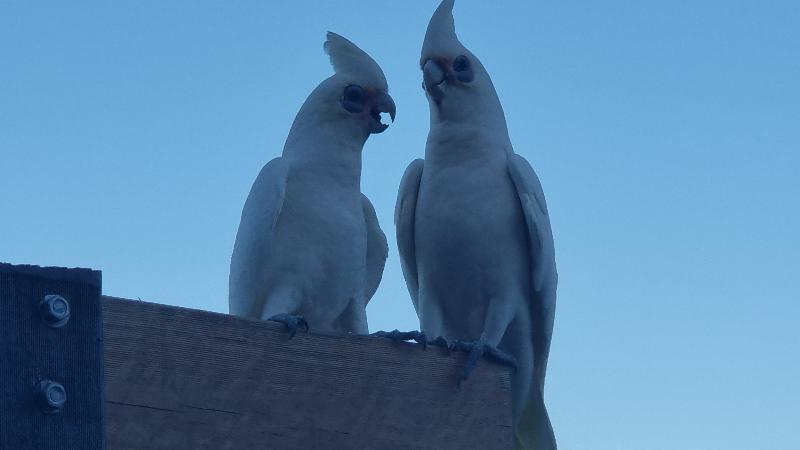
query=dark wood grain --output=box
[0,263,104,450]
[102,296,513,450]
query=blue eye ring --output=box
[453,55,474,83]
[341,85,365,113]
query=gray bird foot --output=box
[428,336,451,352]
[267,313,308,339]
[450,339,518,387]
[371,329,427,349]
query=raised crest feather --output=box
[324,31,388,91]
[421,0,463,63]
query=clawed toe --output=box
[371,329,427,349]
[267,313,309,339]
[483,345,518,370]
[428,336,450,351]
[448,339,517,387]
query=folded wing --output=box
[229,157,289,317]
[362,194,388,303]
[394,159,425,313]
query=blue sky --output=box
[1,1,798,448]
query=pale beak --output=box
[422,59,446,102]
[369,91,396,134]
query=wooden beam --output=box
[102,296,513,449]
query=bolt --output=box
[36,380,66,414]
[39,294,70,328]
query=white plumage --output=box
[229,32,393,335]
[396,2,558,448]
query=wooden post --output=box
[0,263,105,450]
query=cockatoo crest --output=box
[421,0,465,64]
[324,32,388,91]
[419,0,506,128]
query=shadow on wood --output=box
[102,296,513,450]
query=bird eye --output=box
[452,55,474,83]
[341,85,365,113]
[453,55,470,72]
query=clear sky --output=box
[2,1,798,449]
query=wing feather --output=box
[507,153,558,388]
[362,194,388,304]
[228,157,289,317]
[395,159,425,313]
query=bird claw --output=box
[447,339,471,352]
[449,339,518,387]
[483,345,518,369]
[267,313,308,339]
[371,329,427,349]
[428,335,451,351]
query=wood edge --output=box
[100,295,515,374]
[0,261,101,288]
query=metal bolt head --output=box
[36,380,67,414]
[40,294,70,328]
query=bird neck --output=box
[426,79,512,165]
[282,121,365,190]
[425,119,512,167]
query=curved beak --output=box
[369,91,396,134]
[422,59,446,103]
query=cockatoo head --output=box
[300,32,395,137]
[421,0,504,125]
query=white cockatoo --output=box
[395,1,558,448]
[229,32,394,336]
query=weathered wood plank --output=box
[102,296,513,449]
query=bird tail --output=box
[514,384,557,450]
